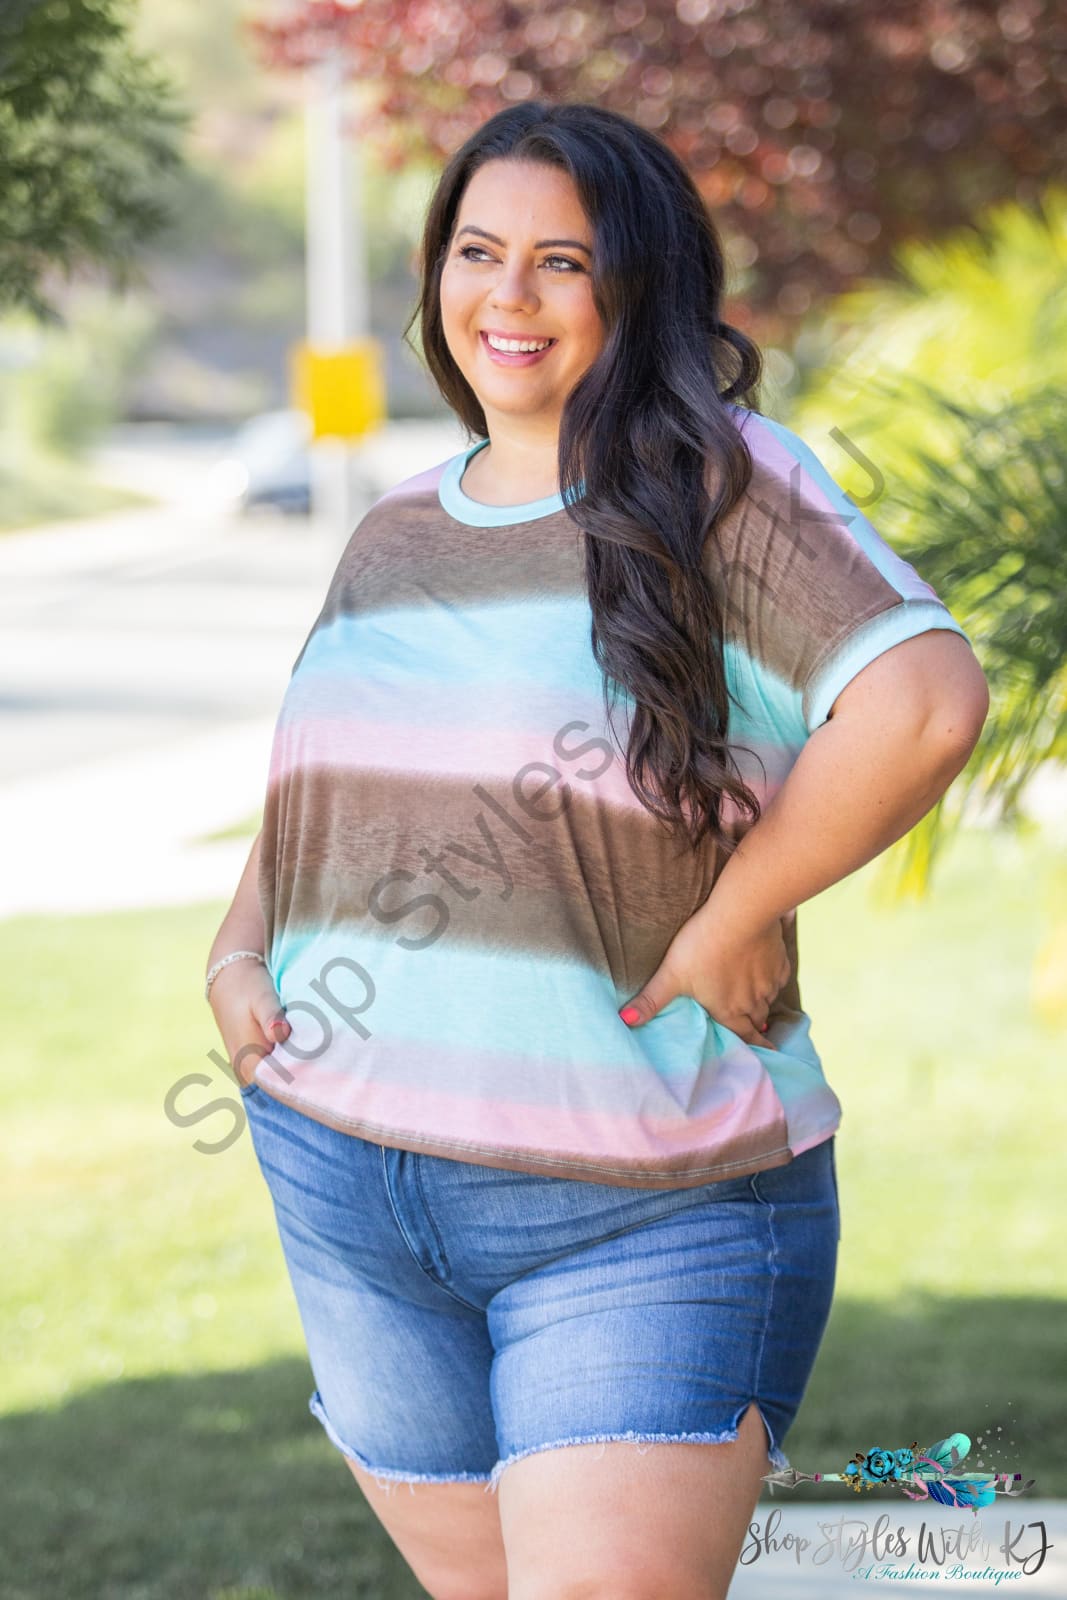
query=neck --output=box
[469,424,561,497]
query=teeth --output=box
[486,334,552,353]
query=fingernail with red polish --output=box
[620,1006,641,1025]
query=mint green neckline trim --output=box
[438,438,584,527]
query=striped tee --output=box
[250,404,971,1188]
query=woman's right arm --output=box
[206,828,267,976]
[206,828,291,1086]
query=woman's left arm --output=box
[703,628,989,941]
[619,630,989,1042]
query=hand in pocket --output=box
[208,958,291,1087]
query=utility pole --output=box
[302,51,372,540]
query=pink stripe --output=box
[267,711,791,820]
[253,1036,784,1159]
[267,713,649,812]
[373,460,447,506]
[718,741,791,827]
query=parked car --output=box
[207,408,312,515]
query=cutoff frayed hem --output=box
[308,1391,791,1496]
[483,1418,792,1495]
[308,1391,492,1492]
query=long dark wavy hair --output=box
[404,101,766,862]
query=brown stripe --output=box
[705,451,908,684]
[298,488,587,663]
[261,764,731,993]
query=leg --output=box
[342,1457,508,1600]
[497,1400,773,1600]
[238,1097,509,1599]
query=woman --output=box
[205,102,988,1600]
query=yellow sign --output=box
[290,338,386,440]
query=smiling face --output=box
[439,159,606,443]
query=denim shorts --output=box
[239,1080,840,1494]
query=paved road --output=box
[0,420,465,918]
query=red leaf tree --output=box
[247,0,1067,341]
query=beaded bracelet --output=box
[204,949,267,1002]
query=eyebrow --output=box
[455,224,592,256]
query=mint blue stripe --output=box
[271,926,730,1079]
[295,607,814,743]
[296,600,605,693]
[725,641,807,748]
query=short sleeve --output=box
[713,409,973,741]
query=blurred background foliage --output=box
[252,0,1067,343]
[785,186,1067,914]
[0,0,187,321]
[5,0,1066,471]
[787,186,1067,464]
[0,289,159,526]
[0,0,445,528]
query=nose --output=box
[488,258,541,316]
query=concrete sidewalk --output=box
[0,499,324,918]
[0,715,276,918]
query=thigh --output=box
[498,1400,770,1600]
[344,1460,508,1600]
[487,1137,840,1596]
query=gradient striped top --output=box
[251,405,971,1188]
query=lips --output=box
[479,331,558,366]
[480,327,555,338]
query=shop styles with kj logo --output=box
[738,1424,1053,1582]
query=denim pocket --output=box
[749,1139,834,1211]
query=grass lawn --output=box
[2,824,1064,1596]
[0,454,156,533]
